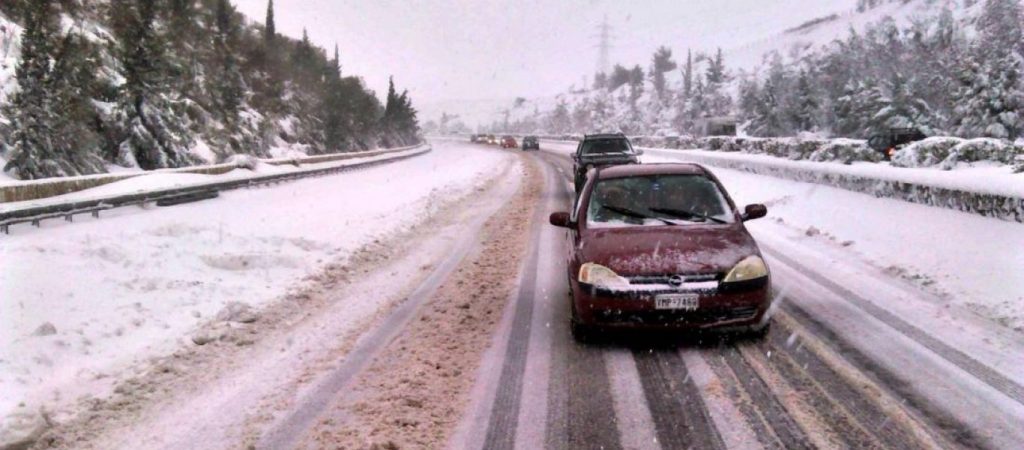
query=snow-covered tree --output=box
[952,0,1024,139]
[650,46,677,103]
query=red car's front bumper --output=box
[571,279,771,330]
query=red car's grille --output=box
[595,306,759,325]
[627,273,720,285]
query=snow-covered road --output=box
[0,142,513,438]
[444,142,1023,450]
[4,139,1022,449]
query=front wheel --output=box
[747,320,771,340]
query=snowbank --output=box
[0,141,510,432]
[642,148,1024,223]
[0,144,424,204]
[893,137,1024,170]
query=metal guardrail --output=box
[0,145,431,234]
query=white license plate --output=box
[655,294,699,311]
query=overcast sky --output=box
[232,0,850,106]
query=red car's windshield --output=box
[586,175,734,227]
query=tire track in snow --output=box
[766,317,935,449]
[604,349,662,450]
[721,347,814,450]
[762,245,1024,407]
[632,348,725,450]
[479,160,551,450]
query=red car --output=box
[548,163,771,340]
[500,136,518,148]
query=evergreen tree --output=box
[650,46,677,102]
[790,69,819,132]
[706,48,726,85]
[210,0,247,139]
[264,0,275,43]
[682,49,693,100]
[953,0,1024,139]
[113,0,195,169]
[4,0,58,178]
[547,101,572,133]
[749,77,786,137]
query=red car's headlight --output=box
[722,256,768,283]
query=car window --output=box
[586,175,734,227]
[580,139,632,155]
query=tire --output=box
[569,300,595,343]
[747,320,771,340]
[571,320,593,342]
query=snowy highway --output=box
[449,142,1024,450]
[3,140,1023,449]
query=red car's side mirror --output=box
[742,204,767,221]
[549,212,574,228]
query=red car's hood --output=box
[578,225,759,276]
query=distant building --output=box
[695,116,737,137]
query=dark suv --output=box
[572,133,642,191]
[868,128,926,160]
[522,136,540,151]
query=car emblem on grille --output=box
[668,275,685,287]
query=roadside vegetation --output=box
[0,0,420,180]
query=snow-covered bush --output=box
[891,137,1022,169]
[890,137,964,168]
[783,139,826,160]
[939,138,1024,169]
[224,154,260,170]
[808,139,881,164]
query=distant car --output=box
[868,128,926,160]
[521,136,540,150]
[470,134,482,143]
[572,133,642,191]
[501,136,518,148]
[548,163,772,341]
[486,134,497,145]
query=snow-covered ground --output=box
[0,147,425,211]
[0,143,512,428]
[540,140,1024,332]
[646,147,1024,198]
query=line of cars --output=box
[549,133,773,341]
[470,134,540,151]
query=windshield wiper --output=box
[601,205,678,225]
[649,207,728,224]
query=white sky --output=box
[232,0,851,107]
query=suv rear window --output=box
[580,138,632,155]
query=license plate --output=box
[655,294,699,311]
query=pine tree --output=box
[706,48,726,85]
[114,0,194,170]
[211,0,247,139]
[682,49,693,100]
[547,101,571,134]
[703,48,732,117]
[4,0,57,178]
[790,69,819,132]
[953,0,1024,139]
[264,0,275,43]
[749,78,785,137]
[650,46,676,103]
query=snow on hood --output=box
[580,225,758,276]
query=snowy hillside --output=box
[0,1,420,181]
[725,0,977,69]
[482,0,1024,150]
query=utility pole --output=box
[594,15,613,76]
